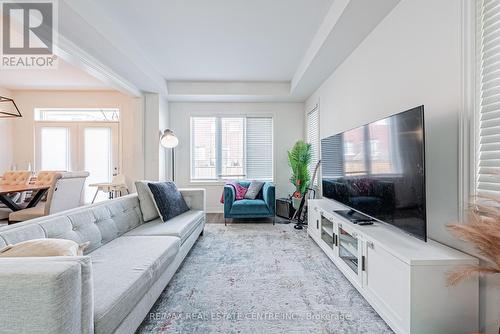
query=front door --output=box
[35,122,120,203]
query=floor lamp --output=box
[160,129,179,182]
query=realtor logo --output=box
[1,0,58,69]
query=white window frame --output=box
[457,0,478,223]
[190,115,274,183]
[35,108,120,122]
[307,103,320,186]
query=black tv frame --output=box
[321,105,427,242]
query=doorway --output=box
[34,109,120,203]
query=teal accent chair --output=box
[223,181,275,225]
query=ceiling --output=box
[93,0,334,82]
[0,58,112,91]
[0,13,112,92]
[1,0,400,100]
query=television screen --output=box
[321,106,426,241]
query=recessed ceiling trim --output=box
[56,35,142,97]
[166,81,303,102]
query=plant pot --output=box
[292,196,302,210]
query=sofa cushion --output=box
[90,236,180,334]
[124,210,203,244]
[0,223,46,245]
[230,199,270,215]
[135,181,160,222]
[35,197,143,255]
[147,182,190,222]
[0,238,89,257]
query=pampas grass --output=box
[447,197,500,286]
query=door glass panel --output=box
[321,215,334,248]
[338,227,359,273]
[40,127,69,170]
[84,127,112,203]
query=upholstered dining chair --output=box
[9,171,89,223]
[32,171,59,200]
[0,170,32,220]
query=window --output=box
[40,127,69,170]
[35,108,119,122]
[477,0,500,196]
[307,106,320,184]
[246,117,273,180]
[191,117,217,179]
[221,118,245,178]
[191,116,273,181]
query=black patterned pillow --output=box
[147,182,189,222]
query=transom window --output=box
[35,108,119,122]
[190,116,273,181]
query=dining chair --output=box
[0,171,31,220]
[9,171,90,223]
[32,171,60,201]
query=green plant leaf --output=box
[287,140,312,195]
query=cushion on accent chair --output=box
[244,181,265,199]
[0,238,90,257]
[148,182,190,222]
[220,182,248,203]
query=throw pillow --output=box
[234,183,249,200]
[220,182,248,203]
[147,182,190,222]
[0,239,90,257]
[244,181,265,200]
[135,180,160,222]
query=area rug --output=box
[137,223,393,334]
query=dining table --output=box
[0,184,50,211]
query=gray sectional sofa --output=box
[0,188,206,334]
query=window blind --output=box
[477,0,500,195]
[191,117,217,180]
[246,117,273,180]
[307,106,320,184]
[220,118,245,178]
[321,135,344,179]
[190,116,273,181]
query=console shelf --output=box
[308,199,479,334]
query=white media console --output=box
[307,199,479,334]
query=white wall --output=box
[10,90,144,190]
[144,93,170,181]
[306,0,499,332]
[159,96,170,181]
[0,87,13,174]
[170,102,304,212]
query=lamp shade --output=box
[160,129,179,148]
[0,96,22,118]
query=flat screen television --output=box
[321,106,426,241]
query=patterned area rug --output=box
[137,223,393,334]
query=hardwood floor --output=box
[0,215,290,228]
[206,213,290,224]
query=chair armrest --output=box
[0,256,94,334]
[223,185,236,217]
[263,183,276,215]
[179,188,206,212]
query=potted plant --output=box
[287,140,312,209]
[447,198,500,286]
